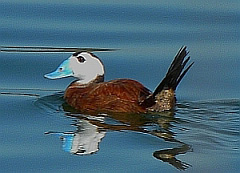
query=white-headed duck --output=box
[44,46,193,113]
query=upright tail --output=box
[141,46,194,112]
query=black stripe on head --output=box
[72,51,104,67]
[72,52,81,56]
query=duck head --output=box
[44,52,105,84]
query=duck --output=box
[44,46,193,113]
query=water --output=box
[0,1,239,172]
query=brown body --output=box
[64,79,176,113]
[65,79,145,113]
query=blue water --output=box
[0,1,239,172]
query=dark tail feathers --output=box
[152,46,194,97]
[141,46,194,110]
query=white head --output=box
[44,52,104,84]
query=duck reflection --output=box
[46,118,106,155]
[153,144,191,170]
[45,105,192,170]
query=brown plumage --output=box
[64,79,151,113]
[45,46,193,113]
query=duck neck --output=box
[75,75,104,85]
[90,75,104,84]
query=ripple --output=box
[175,99,239,153]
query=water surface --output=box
[0,1,239,172]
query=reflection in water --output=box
[46,113,192,170]
[38,93,192,170]
[153,144,192,170]
[46,119,106,155]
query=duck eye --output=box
[77,56,86,63]
[59,67,63,72]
